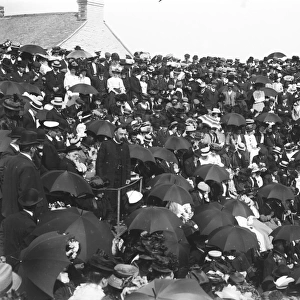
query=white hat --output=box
[185,125,196,132]
[197,182,210,192]
[126,190,143,204]
[51,97,64,106]
[251,163,261,173]
[200,146,210,156]
[30,99,43,110]
[43,121,59,128]
[237,142,246,151]
[0,264,22,295]
[211,108,221,114]
[208,250,222,258]
[274,276,295,289]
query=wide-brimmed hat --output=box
[284,142,295,151]
[7,127,25,138]
[272,265,291,278]
[229,272,245,285]
[126,190,143,204]
[30,99,43,111]
[210,142,223,152]
[208,250,222,258]
[185,125,196,132]
[237,142,246,151]
[114,264,139,278]
[151,262,172,273]
[3,98,21,111]
[197,182,210,192]
[42,120,59,129]
[88,254,116,272]
[144,134,153,143]
[272,146,281,155]
[274,276,295,289]
[279,160,289,168]
[51,97,64,106]
[107,274,125,290]
[211,108,221,114]
[251,164,261,173]
[18,188,43,207]
[52,60,61,68]
[18,131,39,146]
[36,128,46,142]
[0,264,22,296]
[245,124,255,132]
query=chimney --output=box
[77,0,87,21]
[0,6,4,18]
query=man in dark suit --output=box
[46,97,69,130]
[0,188,41,266]
[96,126,131,212]
[1,131,47,218]
[9,60,29,83]
[22,98,43,130]
[2,49,18,73]
[128,68,142,100]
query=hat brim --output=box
[18,196,43,207]
[50,100,63,106]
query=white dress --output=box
[64,73,80,106]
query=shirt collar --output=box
[20,152,32,161]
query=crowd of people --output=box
[0,39,300,299]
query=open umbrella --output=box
[32,207,114,261]
[255,112,282,123]
[164,136,191,151]
[255,75,272,85]
[69,83,98,95]
[129,144,156,163]
[258,182,294,202]
[150,147,179,164]
[193,207,237,235]
[0,81,25,95]
[260,87,278,97]
[20,82,42,95]
[148,174,192,191]
[207,225,259,252]
[86,119,116,138]
[125,207,183,234]
[222,198,254,218]
[148,183,193,205]
[194,202,223,215]
[18,232,71,300]
[270,225,300,242]
[66,49,93,59]
[126,278,213,300]
[193,164,229,182]
[19,44,48,56]
[268,52,286,59]
[221,113,246,126]
[41,170,93,197]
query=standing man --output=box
[96,126,131,216]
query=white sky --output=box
[2,0,300,62]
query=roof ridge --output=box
[4,12,77,18]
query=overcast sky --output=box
[2,0,300,61]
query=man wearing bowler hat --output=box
[1,131,47,218]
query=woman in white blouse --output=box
[107,67,126,107]
[64,62,80,106]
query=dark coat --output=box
[46,108,69,130]
[22,110,37,130]
[96,139,131,188]
[44,70,65,97]
[2,153,47,217]
[42,137,60,171]
[128,76,142,99]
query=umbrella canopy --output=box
[164,136,191,151]
[207,225,259,252]
[260,87,278,97]
[270,225,300,243]
[86,119,116,138]
[20,82,42,95]
[0,130,12,152]
[69,83,98,95]
[18,232,71,300]
[254,75,272,84]
[194,202,223,215]
[193,164,229,182]
[258,182,294,202]
[193,207,237,235]
[125,206,183,234]
[268,52,286,59]
[32,207,113,261]
[129,144,156,163]
[150,147,179,164]
[66,49,93,59]
[126,278,213,300]
[255,112,282,123]
[41,170,93,197]
[222,198,254,218]
[19,44,48,56]
[221,113,246,126]
[148,174,193,191]
[35,109,49,122]
[0,81,25,95]
[148,183,193,205]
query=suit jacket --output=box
[182,156,197,178]
[46,108,69,130]
[22,110,37,130]
[2,58,18,73]
[9,71,30,83]
[42,137,60,171]
[44,70,65,96]
[129,76,142,99]
[96,139,131,187]
[230,151,250,170]
[2,153,47,217]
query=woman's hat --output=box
[211,108,221,114]
[0,264,22,296]
[229,272,245,285]
[144,134,153,143]
[18,188,43,207]
[51,97,64,106]
[126,190,143,204]
[114,264,139,278]
[197,182,210,192]
[52,60,61,68]
[186,125,196,132]
[274,276,295,289]
[251,164,261,173]
[151,262,172,273]
[30,99,43,111]
[107,274,125,290]
[42,120,59,129]
[272,265,291,278]
[3,98,21,111]
[88,254,116,272]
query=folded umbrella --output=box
[149,147,179,164]
[222,198,253,218]
[129,144,156,163]
[19,44,48,56]
[125,206,183,234]
[148,173,193,191]
[164,136,191,151]
[193,164,229,182]
[148,183,193,205]
[32,207,114,261]
[255,112,282,123]
[86,119,116,138]
[221,113,246,126]
[69,83,98,95]
[270,225,300,242]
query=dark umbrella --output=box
[149,147,179,164]
[0,81,25,95]
[258,182,294,203]
[129,144,156,163]
[36,109,49,122]
[126,278,213,300]
[41,170,93,197]
[18,232,71,300]
[19,44,48,56]
[32,207,114,261]
[268,52,286,59]
[270,225,300,242]
[193,207,237,235]
[164,136,191,151]
[148,183,193,205]
[125,207,183,234]
[193,164,229,182]
[66,49,93,59]
[222,198,254,218]
[261,87,278,97]
[0,130,12,152]
[20,82,42,95]
[86,119,116,138]
[194,202,223,215]
[255,75,272,85]
[221,113,246,126]
[148,173,193,191]
[255,112,282,123]
[207,225,259,252]
[69,83,98,95]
